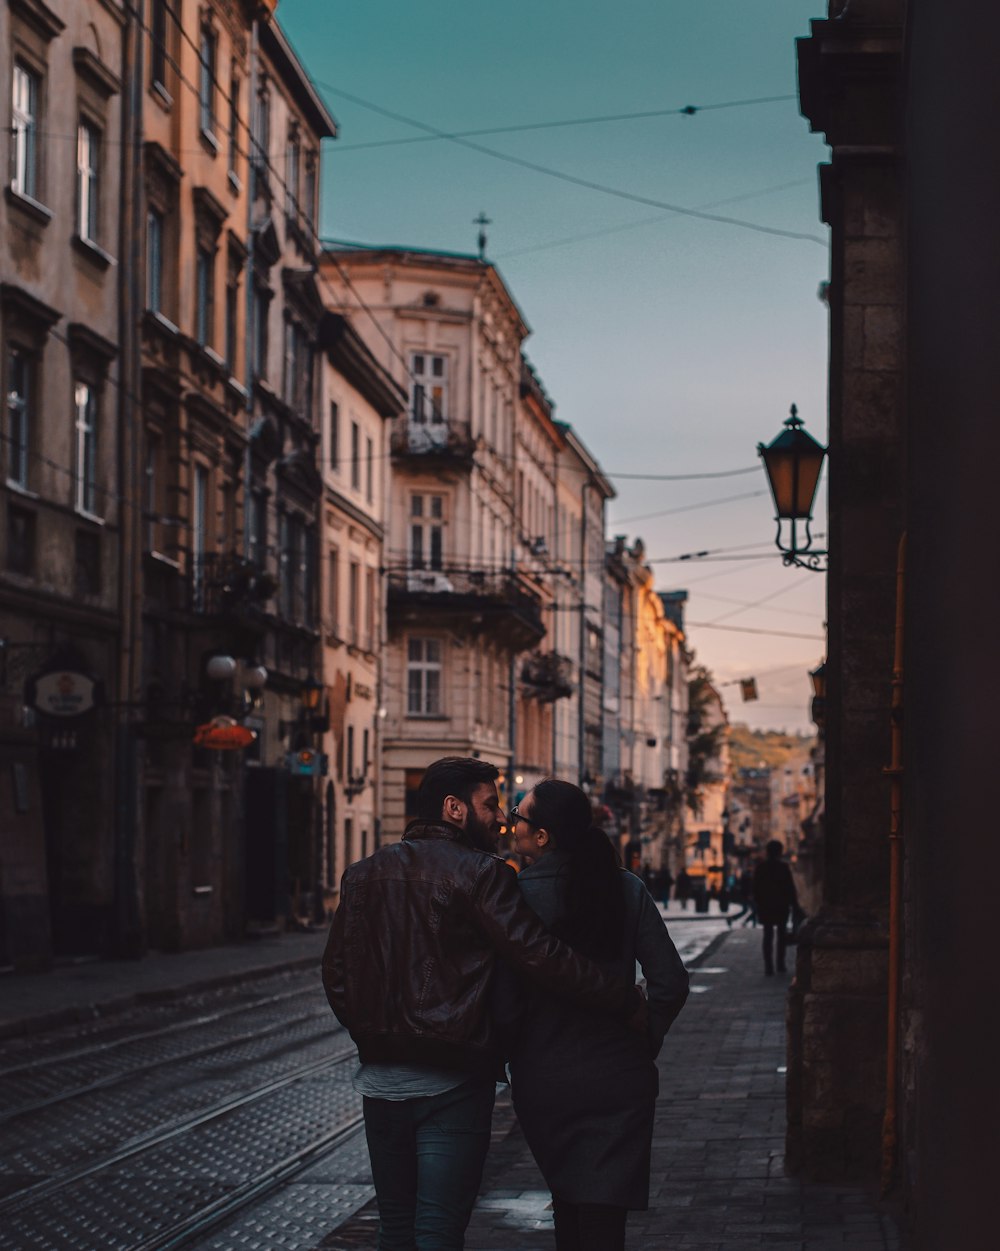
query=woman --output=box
[500,780,690,1251]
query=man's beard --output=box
[463,811,499,853]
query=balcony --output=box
[390,416,476,465]
[387,566,545,648]
[190,553,276,625]
[520,650,575,702]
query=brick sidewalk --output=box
[327,924,905,1251]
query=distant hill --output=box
[729,723,816,773]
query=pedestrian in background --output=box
[499,780,690,1251]
[322,757,646,1251]
[675,867,693,910]
[738,866,758,927]
[752,839,799,975]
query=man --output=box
[322,757,646,1251]
[752,839,799,975]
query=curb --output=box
[0,950,324,1043]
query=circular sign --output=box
[31,670,99,718]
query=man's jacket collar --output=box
[403,818,477,849]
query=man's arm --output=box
[321,882,350,1027]
[471,861,643,1021]
[633,884,689,1055]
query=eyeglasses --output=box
[508,806,542,829]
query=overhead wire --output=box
[329,93,799,153]
[313,82,828,248]
[42,4,819,624]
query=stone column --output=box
[788,2,906,1181]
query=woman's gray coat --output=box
[502,854,689,1210]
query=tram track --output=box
[0,1040,358,1221]
[0,1003,338,1124]
[0,976,321,1079]
[134,1112,368,1251]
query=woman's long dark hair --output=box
[530,779,625,961]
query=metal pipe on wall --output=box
[881,530,906,1194]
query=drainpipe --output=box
[881,531,906,1194]
[243,15,259,559]
[113,0,145,956]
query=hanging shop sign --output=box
[26,669,102,719]
[286,748,328,777]
[194,715,257,751]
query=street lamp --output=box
[758,404,828,571]
[300,674,323,713]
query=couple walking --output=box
[322,756,690,1251]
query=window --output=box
[74,528,101,596]
[362,728,370,777]
[252,86,270,197]
[192,463,209,606]
[247,487,267,568]
[195,246,214,346]
[227,75,239,176]
[283,320,313,418]
[6,347,30,488]
[303,528,316,629]
[74,381,98,515]
[252,283,269,379]
[151,0,168,91]
[6,503,35,575]
[365,436,374,502]
[347,724,355,779]
[407,637,443,716]
[410,493,444,570]
[76,120,100,243]
[225,272,239,371]
[348,560,359,644]
[411,353,447,423]
[145,435,160,552]
[146,209,163,312]
[365,567,376,651]
[199,26,217,136]
[279,513,311,623]
[327,547,339,632]
[11,64,39,199]
[286,129,299,214]
[350,421,360,490]
[303,152,317,230]
[328,401,339,470]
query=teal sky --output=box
[278,0,829,733]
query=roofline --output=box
[555,422,616,500]
[320,312,407,418]
[262,19,338,139]
[320,245,531,339]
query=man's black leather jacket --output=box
[322,819,642,1077]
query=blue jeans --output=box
[363,1079,496,1251]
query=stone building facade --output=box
[0,0,127,967]
[317,312,404,904]
[792,2,998,1245]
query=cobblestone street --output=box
[0,914,905,1249]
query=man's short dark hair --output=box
[766,839,784,858]
[417,757,499,822]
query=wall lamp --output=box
[758,404,828,571]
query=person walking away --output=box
[322,758,646,1251]
[500,780,690,1251]
[752,839,799,975]
[659,866,675,909]
[675,867,693,910]
[738,866,758,927]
